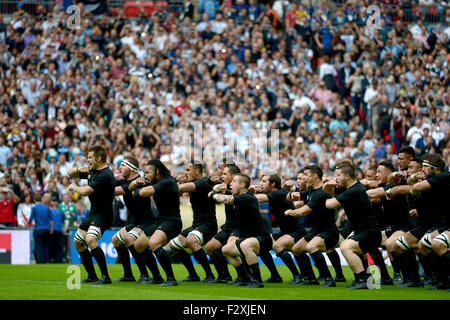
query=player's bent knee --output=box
[340,239,357,254]
[419,234,433,250]
[74,230,86,248]
[306,243,319,254]
[169,237,185,251]
[433,233,449,250]
[85,235,98,249]
[396,234,411,251]
[187,230,204,247]
[114,230,126,246]
[222,243,234,257]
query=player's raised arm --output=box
[178,182,196,193]
[285,205,313,217]
[209,192,234,205]
[133,185,156,198]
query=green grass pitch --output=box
[0,264,448,300]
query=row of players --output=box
[67,146,449,290]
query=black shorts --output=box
[282,229,307,243]
[213,230,230,246]
[348,230,382,253]
[407,223,447,241]
[122,221,153,233]
[79,213,113,234]
[384,226,410,239]
[143,218,183,241]
[181,222,218,245]
[304,228,340,250]
[426,225,448,234]
[235,235,273,256]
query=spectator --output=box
[58,193,77,229]
[377,94,392,140]
[197,0,219,20]
[49,195,68,263]
[315,19,335,56]
[29,193,53,264]
[0,179,20,227]
[363,78,380,131]
[406,118,431,148]
[0,136,11,168]
[74,199,89,227]
[16,192,35,228]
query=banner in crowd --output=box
[0,229,31,264]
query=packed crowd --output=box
[0,0,449,236]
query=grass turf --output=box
[0,263,448,300]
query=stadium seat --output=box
[124,1,158,18]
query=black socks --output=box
[193,249,214,278]
[277,250,300,277]
[79,249,97,279]
[155,247,175,279]
[139,248,162,279]
[249,263,263,283]
[327,250,344,278]
[91,246,109,278]
[294,253,316,280]
[259,250,281,279]
[115,244,133,278]
[367,248,390,280]
[128,245,150,277]
[178,249,199,278]
[210,251,231,279]
[310,251,332,279]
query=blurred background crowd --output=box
[0,0,449,262]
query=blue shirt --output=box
[51,209,66,232]
[30,203,53,231]
[319,27,333,49]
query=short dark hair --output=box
[189,160,203,174]
[262,172,281,189]
[88,145,107,163]
[398,146,415,158]
[236,174,251,189]
[412,156,422,164]
[225,164,241,175]
[379,160,395,172]
[304,165,323,179]
[338,164,356,179]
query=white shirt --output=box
[364,87,378,110]
[17,203,35,227]
[212,20,227,34]
[319,63,337,80]
[291,95,316,111]
[407,126,424,147]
